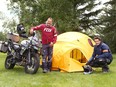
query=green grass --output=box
[0,53,115,87]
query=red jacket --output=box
[31,24,57,45]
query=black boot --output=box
[43,69,48,73]
[47,61,52,72]
[102,65,109,73]
[42,62,48,73]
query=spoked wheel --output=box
[5,56,15,69]
[25,54,39,74]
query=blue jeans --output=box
[42,44,53,70]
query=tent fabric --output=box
[52,32,94,72]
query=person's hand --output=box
[49,42,54,47]
[30,29,34,35]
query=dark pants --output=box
[87,58,112,71]
[42,44,53,70]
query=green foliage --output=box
[4,0,116,53]
[0,11,5,20]
[0,32,6,41]
[9,0,102,33]
[101,0,116,53]
[2,18,17,33]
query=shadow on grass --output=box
[0,66,24,74]
[11,66,24,72]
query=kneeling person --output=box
[83,36,113,74]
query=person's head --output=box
[46,17,53,27]
[94,36,102,46]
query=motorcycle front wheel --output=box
[25,53,39,74]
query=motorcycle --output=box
[3,31,40,74]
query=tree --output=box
[2,18,17,33]
[101,0,116,53]
[0,11,7,41]
[0,32,6,41]
[9,0,102,33]
[0,11,5,20]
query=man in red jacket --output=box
[30,18,57,73]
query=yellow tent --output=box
[52,32,94,72]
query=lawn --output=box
[0,53,115,87]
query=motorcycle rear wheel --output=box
[5,56,15,69]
